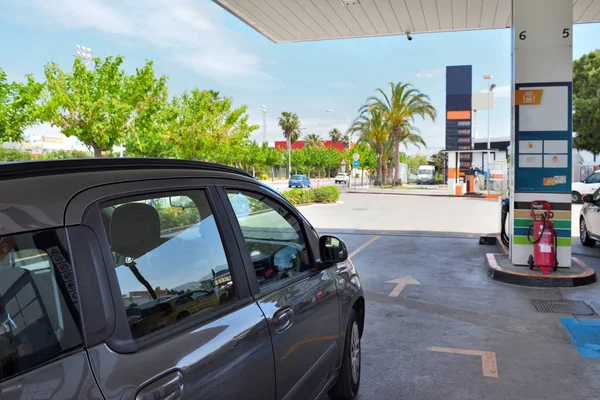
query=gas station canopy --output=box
[213,0,600,43]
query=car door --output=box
[0,229,103,400]
[585,189,600,237]
[64,178,276,400]
[217,183,340,400]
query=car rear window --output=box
[0,229,82,383]
[291,175,303,179]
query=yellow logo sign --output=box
[516,89,543,105]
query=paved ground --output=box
[301,193,600,400]
[301,192,502,235]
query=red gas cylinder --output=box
[527,200,558,274]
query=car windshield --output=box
[291,175,303,180]
[418,168,433,175]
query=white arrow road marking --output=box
[385,276,420,297]
[429,346,499,378]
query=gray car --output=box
[0,159,364,400]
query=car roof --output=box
[0,158,259,236]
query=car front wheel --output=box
[580,217,597,247]
[572,191,582,203]
[330,309,360,399]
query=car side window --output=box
[226,190,312,289]
[593,189,600,203]
[587,173,600,183]
[101,190,236,340]
[0,230,82,383]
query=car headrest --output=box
[109,203,162,259]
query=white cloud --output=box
[415,69,442,79]
[481,85,511,99]
[7,0,279,87]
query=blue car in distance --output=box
[289,174,311,188]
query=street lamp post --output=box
[75,44,93,69]
[326,109,352,187]
[261,105,267,144]
[483,75,495,194]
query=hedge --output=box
[0,148,92,162]
[283,186,341,205]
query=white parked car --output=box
[579,188,600,247]
[335,173,349,184]
[572,170,600,203]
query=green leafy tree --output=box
[430,150,446,173]
[164,89,256,163]
[263,145,282,181]
[329,128,342,145]
[362,82,436,185]
[43,56,168,157]
[0,68,44,143]
[352,143,377,172]
[304,133,324,148]
[406,154,429,171]
[244,140,266,177]
[573,49,600,161]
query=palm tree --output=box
[329,128,342,145]
[362,82,436,185]
[278,111,301,178]
[341,134,351,149]
[290,130,300,144]
[304,133,324,148]
[350,109,388,185]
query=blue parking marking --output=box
[560,318,600,358]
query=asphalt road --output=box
[299,193,600,400]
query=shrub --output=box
[312,186,341,203]
[0,148,33,161]
[260,173,269,180]
[283,189,306,205]
[283,186,340,205]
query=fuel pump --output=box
[500,196,510,248]
[526,200,558,274]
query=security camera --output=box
[406,32,412,41]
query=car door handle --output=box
[136,371,183,400]
[273,307,294,333]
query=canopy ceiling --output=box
[213,0,600,42]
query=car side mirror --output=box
[583,194,594,203]
[319,235,348,267]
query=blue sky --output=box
[2,0,600,158]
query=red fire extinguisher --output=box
[527,200,558,274]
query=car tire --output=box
[572,191,582,204]
[288,185,292,188]
[580,217,597,247]
[330,309,360,400]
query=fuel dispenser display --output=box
[526,200,558,275]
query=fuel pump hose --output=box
[501,197,510,248]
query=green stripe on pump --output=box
[513,219,571,229]
[513,236,571,246]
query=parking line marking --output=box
[349,236,380,258]
[429,346,499,378]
